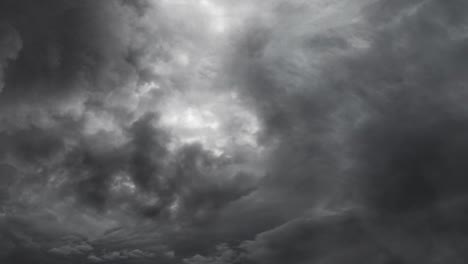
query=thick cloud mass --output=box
[1,0,468,263]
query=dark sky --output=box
[1,0,468,263]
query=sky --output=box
[1,0,468,263]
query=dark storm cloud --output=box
[2,0,468,263]
[0,0,141,101]
[0,23,22,93]
[51,112,255,223]
[0,0,150,207]
[240,213,398,264]
[128,113,169,191]
[347,0,468,214]
[181,0,468,263]
[221,0,364,229]
[0,0,173,261]
[0,127,65,165]
[67,136,128,210]
[0,0,258,237]
[223,0,468,215]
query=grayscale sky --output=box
[1,0,468,263]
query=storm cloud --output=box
[1,0,468,263]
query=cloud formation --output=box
[1,0,468,263]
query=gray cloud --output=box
[0,23,22,93]
[2,0,468,263]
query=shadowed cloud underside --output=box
[1,0,468,263]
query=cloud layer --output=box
[1,0,468,263]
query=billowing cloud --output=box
[1,0,468,263]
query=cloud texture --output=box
[1,0,468,263]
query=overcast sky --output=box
[1,0,468,263]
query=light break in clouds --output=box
[1,0,468,263]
